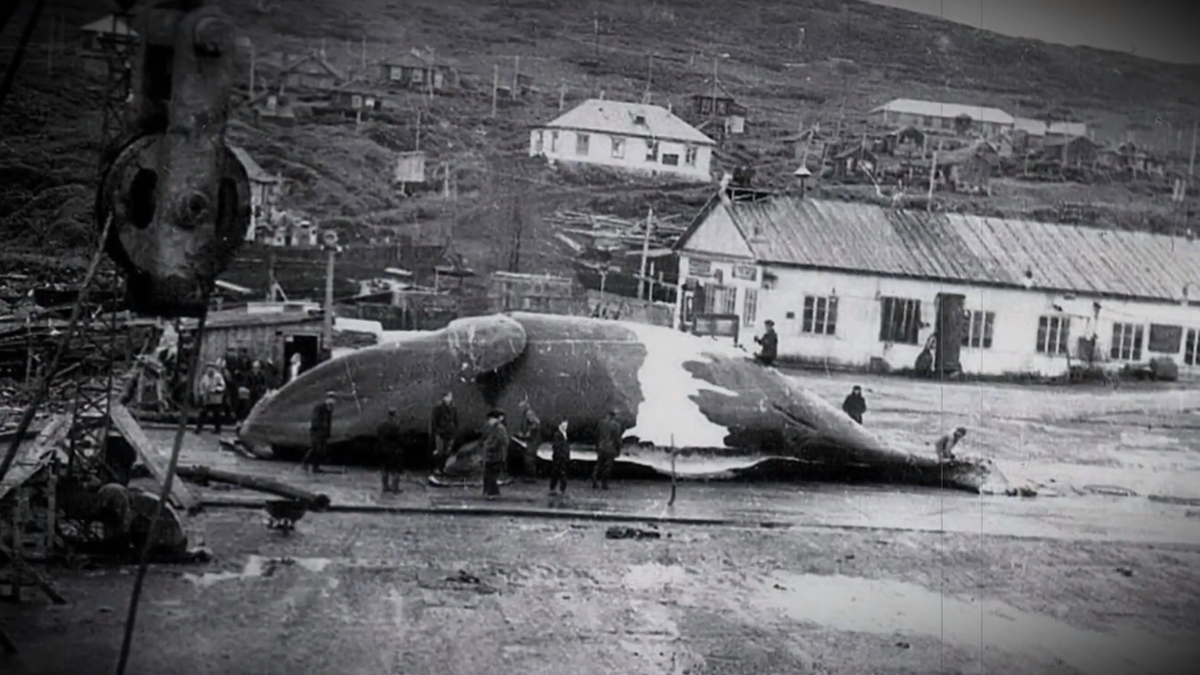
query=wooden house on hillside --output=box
[376,53,460,92]
[228,146,286,242]
[1042,135,1100,169]
[280,53,344,92]
[936,141,999,195]
[248,91,300,126]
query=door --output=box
[934,293,966,375]
[283,334,321,381]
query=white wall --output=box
[678,253,1200,377]
[529,128,712,183]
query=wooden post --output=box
[491,64,498,117]
[927,138,942,212]
[558,83,566,110]
[512,55,520,100]
[323,245,335,352]
[638,208,653,301]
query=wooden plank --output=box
[108,404,200,513]
[0,415,67,505]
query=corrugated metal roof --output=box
[870,98,1014,125]
[541,99,715,145]
[723,196,1200,302]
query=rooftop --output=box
[680,195,1200,303]
[871,98,1014,126]
[539,99,716,145]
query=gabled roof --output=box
[281,53,344,80]
[81,16,137,37]
[678,195,1200,303]
[228,145,283,184]
[539,99,716,145]
[871,98,1014,125]
[1013,117,1047,136]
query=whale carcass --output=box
[238,313,1005,493]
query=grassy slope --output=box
[2,0,1199,277]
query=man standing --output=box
[548,419,570,496]
[195,363,227,434]
[430,392,459,474]
[304,391,336,474]
[377,408,404,493]
[842,385,867,425]
[516,398,542,482]
[592,408,624,490]
[753,320,778,366]
[935,427,967,463]
[481,409,509,498]
[246,360,268,411]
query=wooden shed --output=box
[180,308,325,391]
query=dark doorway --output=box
[284,334,321,381]
[934,293,966,376]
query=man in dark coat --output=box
[377,409,405,493]
[548,419,570,496]
[516,399,542,482]
[430,392,459,474]
[592,409,623,490]
[754,320,778,366]
[303,391,335,474]
[481,409,509,498]
[842,385,867,424]
[246,360,268,411]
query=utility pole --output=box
[927,138,943,212]
[512,55,520,100]
[558,82,566,110]
[491,64,498,117]
[248,40,255,96]
[322,236,337,355]
[414,108,422,151]
[361,36,367,72]
[644,54,653,103]
[1189,119,1197,183]
[638,207,654,301]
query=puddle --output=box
[622,563,687,592]
[758,573,1198,675]
[181,555,333,588]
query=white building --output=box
[869,98,1014,139]
[674,191,1200,378]
[228,145,285,242]
[529,98,716,183]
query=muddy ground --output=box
[3,373,1200,674]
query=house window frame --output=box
[1110,322,1145,361]
[1036,315,1071,355]
[743,288,758,327]
[878,296,921,345]
[685,146,698,166]
[1185,329,1200,365]
[550,131,559,152]
[802,295,838,336]
[646,140,659,162]
[705,284,737,315]
[576,133,590,156]
[961,310,995,349]
[350,94,363,109]
[611,136,625,159]
[661,153,679,166]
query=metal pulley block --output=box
[95,1,249,318]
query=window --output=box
[1110,322,1144,361]
[940,117,953,130]
[535,132,544,154]
[922,115,934,128]
[575,133,590,155]
[1185,329,1200,365]
[685,146,698,166]
[412,68,425,83]
[550,131,559,152]
[1147,323,1182,354]
[350,94,363,109]
[705,285,737,315]
[365,97,376,109]
[1036,316,1071,355]
[879,296,921,344]
[803,296,838,335]
[646,140,659,162]
[661,153,679,166]
[611,137,625,159]
[743,288,758,327]
[961,310,995,349]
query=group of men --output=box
[306,390,628,499]
[194,348,275,435]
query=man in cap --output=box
[592,408,624,490]
[303,391,336,474]
[548,419,571,496]
[195,362,227,435]
[481,409,509,498]
[377,408,405,493]
[430,391,459,474]
[754,320,778,366]
[935,427,968,463]
[516,398,542,482]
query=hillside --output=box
[2,0,1199,279]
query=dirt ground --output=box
[4,373,1200,675]
[2,507,1198,675]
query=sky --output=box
[863,0,1200,64]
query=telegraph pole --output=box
[321,232,337,357]
[638,207,654,300]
